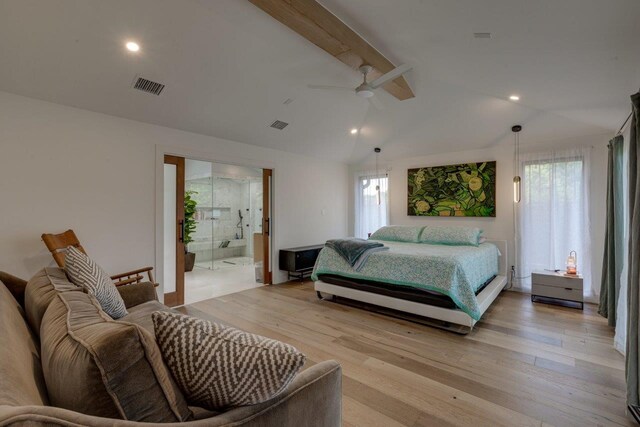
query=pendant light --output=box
[374,147,381,205]
[512,125,522,203]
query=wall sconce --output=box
[566,250,578,275]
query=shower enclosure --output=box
[185,160,263,273]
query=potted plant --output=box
[184,190,198,272]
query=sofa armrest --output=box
[0,361,342,427]
[208,360,342,427]
[0,272,28,308]
[116,282,158,309]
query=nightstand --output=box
[531,271,584,309]
[279,245,324,281]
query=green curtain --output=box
[598,135,624,325]
[627,91,640,406]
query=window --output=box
[516,147,592,296]
[355,173,389,239]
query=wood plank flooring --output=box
[177,281,633,427]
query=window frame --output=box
[354,171,390,239]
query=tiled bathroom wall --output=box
[186,176,261,264]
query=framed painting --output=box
[407,161,496,217]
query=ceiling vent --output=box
[132,77,165,96]
[270,120,289,130]
[473,32,492,39]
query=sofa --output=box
[0,268,342,426]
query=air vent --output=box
[473,32,492,39]
[132,77,165,96]
[270,120,289,130]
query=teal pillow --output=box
[419,226,483,246]
[369,226,424,243]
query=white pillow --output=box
[64,246,128,319]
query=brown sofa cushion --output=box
[116,281,158,309]
[0,282,49,408]
[0,271,28,308]
[40,291,192,422]
[120,300,175,333]
[24,267,81,336]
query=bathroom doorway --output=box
[163,156,272,306]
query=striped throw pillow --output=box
[152,311,306,410]
[64,246,128,319]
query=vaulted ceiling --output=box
[0,0,638,164]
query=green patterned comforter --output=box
[311,241,499,320]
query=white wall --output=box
[350,133,609,300]
[0,91,349,285]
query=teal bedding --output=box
[311,241,499,320]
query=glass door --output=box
[185,160,213,272]
[179,159,272,304]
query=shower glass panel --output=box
[184,160,213,270]
[185,159,262,272]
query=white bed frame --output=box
[314,240,508,333]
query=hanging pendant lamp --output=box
[512,125,522,203]
[374,147,381,206]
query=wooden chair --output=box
[41,229,157,287]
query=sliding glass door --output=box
[185,161,266,275]
[164,157,272,305]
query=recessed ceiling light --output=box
[509,95,520,101]
[125,41,140,52]
[350,128,358,135]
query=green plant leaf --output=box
[183,190,199,247]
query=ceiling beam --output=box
[248,0,415,100]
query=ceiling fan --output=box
[308,64,412,108]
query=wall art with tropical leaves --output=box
[407,161,496,217]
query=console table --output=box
[279,244,324,281]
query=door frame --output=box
[163,155,185,307]
[154,145,275,303]
[262,168,273,285]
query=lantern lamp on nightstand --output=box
[566,250,578,275]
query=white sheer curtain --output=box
[615,127,631,354]
[516,147,593,297]
[355,172,389,239]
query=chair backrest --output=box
[41,230,86,268]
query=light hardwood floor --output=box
[177,281,633,427]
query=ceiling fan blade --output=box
[369,64,412,89]
[307,84,353,92]
[368,95,384,110]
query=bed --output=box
[312,227,507,334]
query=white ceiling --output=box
[0,0,638,164]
